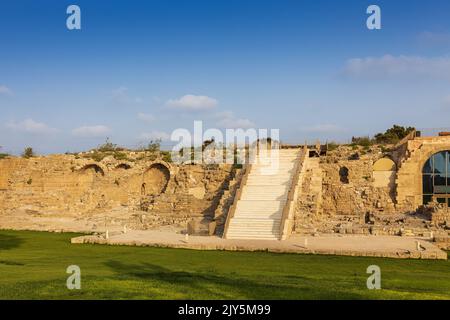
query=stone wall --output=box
[395,136,450,210]
[0,153,234,231]
[293,139,450,236]
[2,138,449,236]
[320,146,396,217]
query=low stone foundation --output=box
[71,230,448,260]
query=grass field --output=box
[0,230,449,300]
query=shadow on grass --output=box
[104,260,367,299]
[0,233,24,251]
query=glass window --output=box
[434,173,446,187]
[433,152,446,174]
[423,158,433,174]
[423,175,433,194]
[423,151,450,207]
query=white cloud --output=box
[6,118,57,134]
[0,85,13,96]
[215,111,255,129]
[343,55,450,80]
[111,86,142,104]
[300,124,346,133]
[139,131,170,141]
[72,125,111,137]
[166,94,218,111]
[137,112,155,123]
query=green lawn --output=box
[0,230,449,300]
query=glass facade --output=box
[422,150,450,206]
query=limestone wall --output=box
[395,136,450,210]
[0,154,233,228]
[320,146,396,217]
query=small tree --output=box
[146,139,161,153]
[97,137,118,152]
[351,136,372,147]
[22,147,34,158]
[374,125,415,144]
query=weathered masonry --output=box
[0,133,449,241]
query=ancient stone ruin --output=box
[0,132,449,249]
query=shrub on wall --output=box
[22,147,35,159]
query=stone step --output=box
[240,191,288,199]
[251,164,296,169]
[246,178,292,184]
[246,181,291,186]
[242,185,287,193]
[253,158,297,162]
[234,213,283,219]
[248,172,292,178]
[226,235,280,240]
[236,200,285,209]
[249,167,295,172]
[228,226,281,232]
[225,149,302,240]
[241,195,288,201]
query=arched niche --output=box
[141,162,170,196]
[79,164,105,176]
[339,166,349,184]
[115,163,131,170]
[373,158,396,189]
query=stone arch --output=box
[141,162,171,196]
[115,163,131,170]
[76,164,105,190]
[422,150,450,206]
[373,157,397,190]
[339,166,349,184]
[373,158,396,171]
[396,142,450,209]
[79,164,105,176]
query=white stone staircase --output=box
[225,149,301,240]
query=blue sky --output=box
[1,0,450,154]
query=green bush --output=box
[327,142,339,151]
[84,151,107,162]
[97,137,118,152]
[161,151,172,163]
[144,139,161,153]
[374,125,415,144]
[351,136,372,147]
[22,147,35,159]
[112,152,129,161]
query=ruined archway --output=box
[339,167,349,184]
[79,164,105,176]
[76,164,105,190]
[373,158,396,188]
[422,150,450,207]
[115,163,131,170]
[142,163,170,196]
